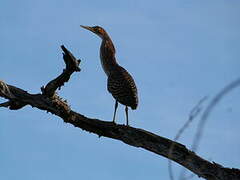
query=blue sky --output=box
[0,0,240,179]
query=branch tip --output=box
[42,45,81,97]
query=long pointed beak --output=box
[80,25,95,33]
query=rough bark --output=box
[0,45,239,180]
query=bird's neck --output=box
[101,35,116,58]
[100,36,119,76]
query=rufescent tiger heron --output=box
[80,25,138,126]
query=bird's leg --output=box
[112,100,118,124]
[125,106,129,126]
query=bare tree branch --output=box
[0,46,239,180]
[41,45,81,97]
[168,96,208,180]
[192,77,240,151]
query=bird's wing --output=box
[107,67,138,109]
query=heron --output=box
[81,25,138,126]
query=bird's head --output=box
[80,25,107,39]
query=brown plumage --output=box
[80,25,138,125]
[107,66,138,110]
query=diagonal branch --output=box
[168,96,208,180]
[0,46,239,180]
